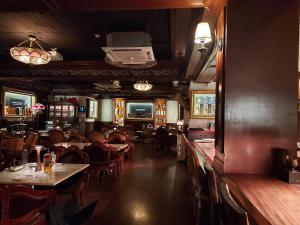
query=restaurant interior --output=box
[0,1,299,225]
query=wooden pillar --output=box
[214,0,299,174]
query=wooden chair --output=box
[2,137,24,160]
[154,127,169,150]
[56,145,89,203]
[88,131,105,144]
[108,131,133,160]
[0,146,13,171]
[25,132,39,150]
[66,128,81,137]
[67,135,82,143]
[0,185,55,225]
[220,182,249,225]
[48,129,66,144]
[85,142,121,183]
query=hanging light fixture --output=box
[10,35,51,65]
[133,80,153,91]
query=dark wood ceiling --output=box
[0,0,204,98]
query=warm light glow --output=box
[194,22,212,44]
[10,36,51,65]
[177,120,184,126]
[133,80,153,91]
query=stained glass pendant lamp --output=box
[10,35,51,65]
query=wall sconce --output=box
[194,22,212,51]
[177,120,184,131]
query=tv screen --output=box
[79,106,86,112]
[126,102,153,119]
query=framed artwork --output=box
[191,90,215,119]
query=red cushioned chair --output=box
[56,145,89,204]
[85,142,121,183]
[0,185,55,225]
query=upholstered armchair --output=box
[0,146,13,171]
[55,145,89,204]
[88,131,105,144]
[108,131,133,160]
[85,142,121,182]
[0,185,55,225]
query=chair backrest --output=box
[108,131,127,144]
[56,145,89,164]
[88,131,105,144]
[3,137,24,159]
[67,135,82,143]
[220,182,249,225]
[155,127,169,145]
[66,128,80,137]
[0,185,55,225]
[48,130,66,144]
[85,142,111,163]
[0,146,13,171]
[69,200,97,225]
[25,132,39,150]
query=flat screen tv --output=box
[126,102,153,119]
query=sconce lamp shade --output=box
[194,22,212,44]
[177,120,184,126]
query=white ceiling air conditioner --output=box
[102,32,157,69]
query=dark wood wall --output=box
[214,0,299,174]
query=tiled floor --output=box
[60,142,194,225]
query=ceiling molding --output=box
[0,0,204,12]
[0,68,179,82]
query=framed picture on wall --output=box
[191,90,215,119]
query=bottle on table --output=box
[43,148,53,175]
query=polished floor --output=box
[69,142,194,225]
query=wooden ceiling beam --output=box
[0,0,204,12]
[0,60,178,70]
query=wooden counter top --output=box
[223,174,300,225]
[192,141,215,165]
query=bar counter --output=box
[223,174,300,225]
[191,141,300,225]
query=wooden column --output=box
[214,0,299,174]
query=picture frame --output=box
[191,90,215,119]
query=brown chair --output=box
[25,132,39,150]
[88,131,105,144]
[220,182,249,225]
[48,129,66,144]
[0,185,55,225]
[0,146,13,171]
[85,142,121,182]
[66,128,81,137]
[143,128,154,144]
[67,135,82,143]
[2,137,24,160]
[108,131,133,160]
[154,127,169,150]
[56,145,89,203]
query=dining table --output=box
[0,163,89,186]
[107,143,128,151]
[54,142,92,149]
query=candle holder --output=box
[34,145,43,172]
